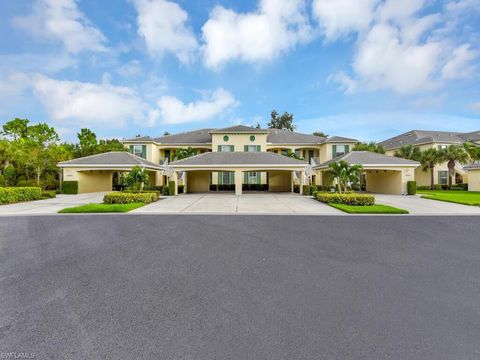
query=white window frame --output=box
[133,145,144,158]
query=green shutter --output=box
[257,172,261,184]
[244,172,248,184]
[332,145,337,157]
[218,172,222,185]
[141,145,146,159]
[256,145,261,152]
[218,145,221,152]
[345,145,350,154]
[129,145,134,154]
[230,145,234,152]
[244,145,248,152]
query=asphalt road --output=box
[1,215,480,359]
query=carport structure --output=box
[58,152,164,194]
[313,151,420,195]
[169,152,309,196]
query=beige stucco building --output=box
[58,125,429,195]
[379,130,480,187]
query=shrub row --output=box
[316,192,375,206]
[103,192,158,204]
[302,185,319,196]
[0,187,43,204]
[41,190,57,199]
[62,181,78,194]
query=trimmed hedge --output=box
[316,192,375,206]
[168,181,176,196]
[302,185,311,195]
[103,192,158,204]
[310,185,318,195]
[407,181,417,195]
[62,181,78,194]
[0,187,43,204]
[41,190,57,199]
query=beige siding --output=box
[77,171,113,193]
[468,170,480,191]
[187,171,211,193]
[268,171,291,192]
[212,133,268,152]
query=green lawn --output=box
[329,203,409,214]
[418,190,480,206]
[58,203,145,213]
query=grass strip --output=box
[329,203,409,214]
[418,190,480,206]
[59,203,145,213]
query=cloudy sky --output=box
[1,0,479,141]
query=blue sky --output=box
[1,0,479,142]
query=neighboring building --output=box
[379,130,480,187]
[464,164,480,191]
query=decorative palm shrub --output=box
[326,161,363,193]
[125,166,149,191]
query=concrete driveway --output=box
[0,192,105,215]
[375,194,480,215]
[132,193,343,214]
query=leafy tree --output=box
[255,122,261,129]
[326,160,362,193]
[267,110,296,131]
[3,165,16,186]
[97,138,125,153]
[443,145,468,188]
[76,128,98,157]
[353,141,385,154]
[394,145,422,161]
[282,149,303,161]
[125,166,149,191]
[420,148,445,190]
[313,131,328,137]
[163,131,171,136]
[1,118,29,140]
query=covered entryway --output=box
[170,152,308,195]
[313,151,419,195]
[58,151,164,194]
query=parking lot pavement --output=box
[374,194,480,215]
[0,192,105,215]
[131,193,344,214]
[1,215,480,359]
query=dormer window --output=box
[130,144,146,159]
[332,144,349,158]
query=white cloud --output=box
[441,44,477,79]
[155,88,238,124]
[133,0,198,64]
[328,0,479,94]
[201,0,312,68]
[12,0,107,54]
[116,60,143,77]
[31,75,147,127]
[312,0,378,41]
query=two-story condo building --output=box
[58,125,423,195]
[380,130,480,187]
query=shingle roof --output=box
[323,136,359,143]
[58,151,163,170]
[123,136,153,142]
[170,151,308,166]
[209,125,269,134]
[154,129,213,144]
[379,130,480,150]
[266,129,326,144]
[464,163,480,170]
[314,151,419,169]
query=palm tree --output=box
[174,147,197,160]
[464,142,480,163]
[326,161,347,193]
[443,145,468,188]
[326,161,363,193]
[394,145,421,161]
[285,150,303,161]
[420,148,445,190]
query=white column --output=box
[291,171,294,193]
[299,170,305,194]
[184,171,188,194]
[235,170,243,196]
[173,172,178,195]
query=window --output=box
[244,171,260,184]
[130,144,146,159]
[438,145,447,150]
[333,144,349,158]
[281,149,289,156]
[218,172,234,184]
[244,145,260,152]
[249,135,256,142]
[223,135,229,142]
[438,171,448,185]
[218,145,234,152]
[295,149,302,158]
